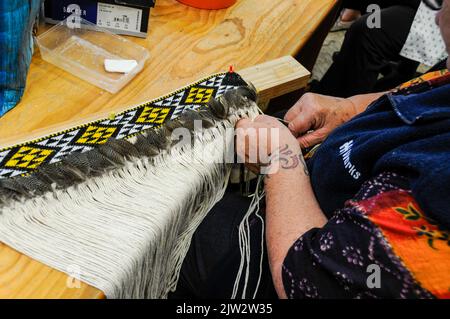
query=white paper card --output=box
[97,2,142,33]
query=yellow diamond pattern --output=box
[136,106,171,124]
[185,87,214,104]
[76,125,116,145]
[5,146,54,170]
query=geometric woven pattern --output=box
[75,126,117,145]
[136,107,171,124]
[0,72,248,178]
[184,87,214,104]
[4,146,54,170]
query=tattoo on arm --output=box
[272,144,310,176]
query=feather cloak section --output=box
[0,84,260,298]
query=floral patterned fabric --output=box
[282,172,450,299]
[397,69,449,90]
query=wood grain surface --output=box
[0,0,336,299]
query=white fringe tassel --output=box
[231,175,266,299]
[0,108,258,299]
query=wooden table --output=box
[0,0,337,298]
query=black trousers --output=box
[313,3,421,97]
[169,191,277,299]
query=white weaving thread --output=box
[231,175,265,299]
[253,197,265,299]
[0,107,259,299]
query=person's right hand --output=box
[284,93,358,149]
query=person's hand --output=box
[284,93,358,149]
[236,115,300,174]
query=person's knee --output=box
[344,15,369,43]
[341,14,387,60]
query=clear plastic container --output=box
[35,15,150,94]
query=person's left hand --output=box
[235,115,301,174]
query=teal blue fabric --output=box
[0,0,42,117]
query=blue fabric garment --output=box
[308,82,450,229]
[0,0,42,117]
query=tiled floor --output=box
[311,31,345,81]
[311,29,429,83]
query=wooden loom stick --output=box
[0,56,309,299]
[239,56,310,103]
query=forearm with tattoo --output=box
[269,144,309,176]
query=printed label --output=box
[97,2,142,33]
[339,140,361,180]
